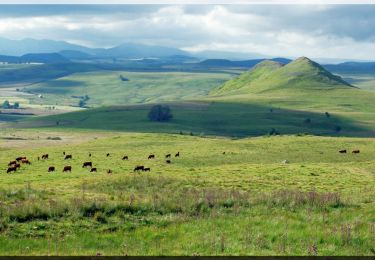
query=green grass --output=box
[24,71,233,107]
[0,130,374,255]
[15,101,369,137]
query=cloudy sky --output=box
[0,4,375,60]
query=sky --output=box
[0,4,375,60]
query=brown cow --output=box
[352,150,360,154]
[143,167,151,172]
[63,166,72,172]
[166,160,171,164]
[148,154,155,159]
[7,166,17,173]
[122,156,128,160]
[64,154,72,160]
[175,152,180,157]
[8,161,16,166]
[14,163,21,169]
[134,165,144,172]
[165,154,171,158]
[82,162,93,168]
[48,166,55,172]
[41,154,49,159]
[16,156,26,162]
[21,159,31,165]
[90,168,97,173]
[339,149,347,153]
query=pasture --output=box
[0,129,374,255]
[24,71,234,107]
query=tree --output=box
[148,105,173,122]
[2,100,10,109]
[13,102,20,109]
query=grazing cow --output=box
[148,154,155,159]
[64,154,72,160]
[166,160,171,164]
[122,156,128,160]
[134,165,144,172]
[175,152,180,157]
[106,153,110,157]
[339,149,347,154]
[90,168,97,173]
[14,163,21,169]
[63,166,72,172]
[7,166,17,173]
[16,156,26,162]
[41,154,49,159]
[82,162,93,168]
[8,161,16,166]
[352,150,360,154]
[143,167,151,172]
[165,154,171,158]
[21,159,31,165]
[48,166,55,172]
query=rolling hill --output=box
[211,57,353,96]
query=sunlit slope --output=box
[211,57,353,96]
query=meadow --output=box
[24,70,234,107]
[0,129,374,255]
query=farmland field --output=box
[0,129,374,255]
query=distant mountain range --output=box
[0,37,190,59]
[0,53,69,64]
[1,37,375,74]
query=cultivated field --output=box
[0,129,374,255]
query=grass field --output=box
[24,71,234,107]
[0,129,374,255]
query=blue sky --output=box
[0,4,374,59]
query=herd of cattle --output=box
[5,151,180,174]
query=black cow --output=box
[165,154,171,158]
[339,149,347,154]
[8,161,16,166]
[148,154,155,159]
[48,166,55,172]
[175,152,180,157]
[7,166,17,173]
[82,162,93,168]
[122,156,128,160]
[143,167,151,172]
[166,160,171,164]
[90,168,97,173]
[42,154,49,159]
[352,150,360,154]
[64,154,72,160]
[134,165,144,172]
[63,166,72,172]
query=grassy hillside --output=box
[14,101,368,137]
[211,57,353,96]
[0,130,374,255]
[24,71,233,107]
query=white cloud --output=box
[0,4,375,60]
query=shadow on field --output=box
[12,101,372,138]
